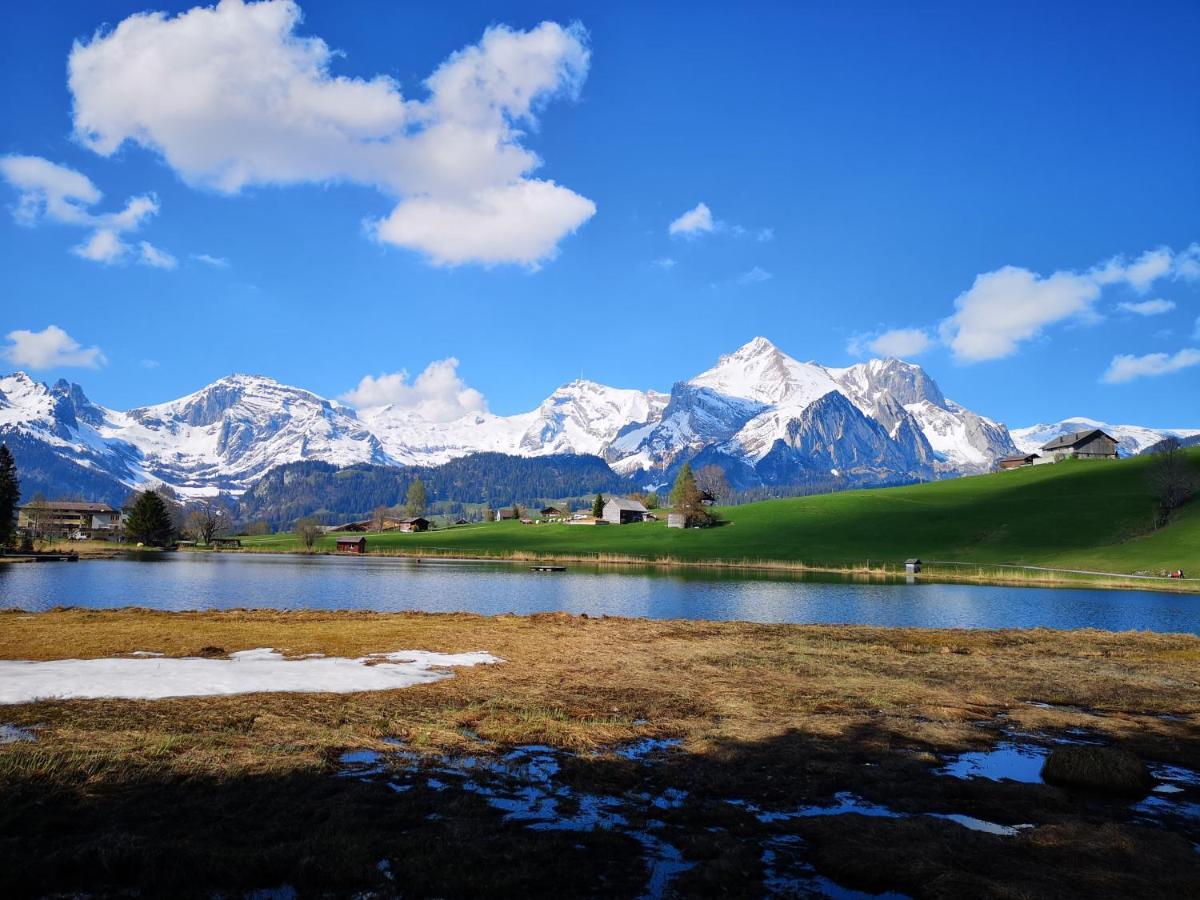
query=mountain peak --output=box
[733,336,780,358]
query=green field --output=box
[240,450,1200,581]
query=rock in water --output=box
[1041,746,1152,796]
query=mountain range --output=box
[1,337,1192,506]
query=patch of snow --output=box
[0,648,501,703]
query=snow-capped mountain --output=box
[1011,418,1200,458]
[607,338,1016,485]
[358,380,668,466]
[9,336,1184,503]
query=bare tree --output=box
[694,465,731,503]
[185,500,224,545]
[371,505,389,532]
[1149,438,1197,527]
[295,516,323,552]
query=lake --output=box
[1,553,1197,633]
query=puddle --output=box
[0,724,35,744]
[355,738,694,899]
[731,792,1027,838]
[937,742,1048,784]
[614,737,682,761]
[762,834,910,898]
[339,735,1198,896]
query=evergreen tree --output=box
[125,490,175,547]
[0,444,19,548]
[670,463,709,527]
[406,478,428,518]
[592,493,605,518]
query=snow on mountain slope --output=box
[609,339,1013,483]
[103,375,390,493]
[360,380,668,466]
[1011,419,1200,457]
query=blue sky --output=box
[1,0,1197,427]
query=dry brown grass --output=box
[1,610,1198,897]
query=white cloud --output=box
[72,228,127,264]
[668,202,713,236]
[340,358,488,421]
[651,257,676,270]
[1102,348,1200,383]
[68,2,594,267]
[3,325,106,370]
[737,266,771,285]
[0,154,163,264]
[191,253,230,268]
[141,358,160,369]
[374,181,593,268]
[138,241,177,269]
[849,328,934,359]
[1117,298,1175,316]
[938,244,1200,363]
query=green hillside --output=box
[241,450,1200,578]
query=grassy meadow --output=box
[1,609,1197,897]
[239,450,1200,585]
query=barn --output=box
[1040,429,1119,461]
[335,536,367,554]
[602,497,649,525]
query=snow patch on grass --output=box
[0,648,501,703]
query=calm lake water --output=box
[0,552,1197,633]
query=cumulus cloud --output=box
[668,202,714,236]
[0,154,164,265]
[849,328,934,359]
[191,253,230,268]
[1116,298,1175,316]
[3,325,106,370]
[340,358,488,421]
[938,244,1200,362]
[68,1,594,267]
[1102,348,1200,383]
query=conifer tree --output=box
[406,478,428,518]
[670,462,709,527]
[125,490,175,547]
[592,493,605,518]
[0,444,19,548]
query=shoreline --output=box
[184,544,1200,594]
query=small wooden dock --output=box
[529,565,566,573]
[1,552,79,562]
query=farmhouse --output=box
[603,497,648,525]
[997,453,1040,470]
[335,536,367,554]
[396,517,429,533]
[17,500,122,540]
[497,508,518,521]
[1040,429,1119,461]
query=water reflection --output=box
[0,552,1196,633]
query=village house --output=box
[396,517,430,533]
[1040,429,1119,461]
[17,500,123,540]
[497,507,518,521]
[997,453,1040,470]
[335,536,367,554]
[602,497,649,525]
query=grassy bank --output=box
[239,451,1200,590]
[1,609,1197,897]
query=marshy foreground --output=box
[1,609,1197,898]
